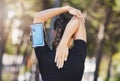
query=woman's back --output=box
[35,40,86,81]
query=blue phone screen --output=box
[30,23,45,48]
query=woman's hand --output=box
[66,6,85,23]
[67,6,81,17]
[55,44,69,69]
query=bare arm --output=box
[33,6,82,24]
[33,6,69,24]
[58,16,79,46]
[73,18,87,42]
[66,17,87,49]
[55,15,86,69]
[59,16,86,48]
[55,16,80,68]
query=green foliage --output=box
[112,52,120,62]
[100,57,109,80]
[103,0,115,7]
[19,45,27,55]
[114,0,120,12]
[115,76,120,81]
[117,42,120,52]
[5,38,15,54]
[112,52,120,81]
[2,72,12,81]
[63,0,91,10]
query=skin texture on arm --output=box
[33,6,82,24]
[57,16,79,46]
[73,17,86,42]
[55,16,86,69]
[33,6,69,24]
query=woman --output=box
[33,6,87,81]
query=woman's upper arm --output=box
[33,13,45,24]
[73,17,87,42]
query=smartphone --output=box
[30,23,45,48]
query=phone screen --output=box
[30,23,45,48]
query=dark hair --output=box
[52,13,73,49]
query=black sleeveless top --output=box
[34,39,87,81]
[35,39,86,81]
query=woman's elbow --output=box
[33,12,44,24]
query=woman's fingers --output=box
[68,7,84,19]
[59,55,64,68]
[68,8,78,15]
[64,50,68,61]
[55,52,58,62]
[55,48,68,69]
[56,53,63,68]
[56,53,64,69]
[57,54,61,68]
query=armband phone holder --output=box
[30,23,45,48]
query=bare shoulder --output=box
[73,16,87,42]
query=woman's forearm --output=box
[33,6,70,23]
[57,16,79,47]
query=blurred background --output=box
[0,0,120,81]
